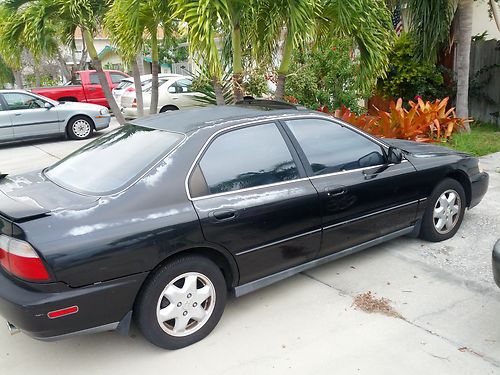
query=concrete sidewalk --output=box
[0,131,499,374]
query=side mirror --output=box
[387,146,403,164]
[44,102,53,110]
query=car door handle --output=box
[13,113,22,116]
[88,87,96,92]
[325,186,347,197]
[212,210,236,221]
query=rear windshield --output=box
[116,80,133,90]
[45,125,184,195]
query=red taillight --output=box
[125,87,135,92]
[0,235,50,281]
[132,98,137,108]
[47,306,79,319]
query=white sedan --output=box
[121,75,203,119]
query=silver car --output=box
[0,90,111,143]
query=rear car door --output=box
[283,117,420,257]
[0,95,14,142]
[167,79,199,109]
[188,122,322,284]
[2,92,60,139]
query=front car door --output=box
[0,95,13,142]
[1,92,60,140]
[282,117,420,257]
[188,122,322,284]
[84,72,107,107]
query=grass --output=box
[447,122,500,156]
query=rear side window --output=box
[45,125,183,195]
[116,80,132,90]
[89,73,100,85]
[192,123,299,197]
[286,118,385,175]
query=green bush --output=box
[285,39,370,114]
[377,33,449,102]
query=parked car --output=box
[0,90,110,143]
[493,239,500,287]
[0,100,489,349]
[121,75,202,118]
[113,74,182,109]
[31,70,129,108]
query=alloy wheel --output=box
[432,189,461,234]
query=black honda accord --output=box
[0,101,489,349]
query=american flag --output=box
[392,2,404,36]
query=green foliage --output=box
[25,74,58,87]
[376,33,448,102]
[243,68,269,97]
[448,121,500,156]
[285,39,370,113]
[0,55,14,88]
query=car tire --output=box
[420,178,466,242]
[67,116,94,140]
[159,105,179,113]
[135,255,227,350]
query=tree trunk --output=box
[82,29,126,125]
[149,31,159,115]
[136,52,145,76]
[275,29,294,101]
[132,59,144,117]
[490,0,500,31]
[34,67,41,87]
[213,76,225,106]
[13,70,23,89]
[57,48,72,82]
[232,24,244,102]
[455,0,473,132]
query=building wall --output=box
[472,1,500,40]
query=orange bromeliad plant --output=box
[324,98,469,142]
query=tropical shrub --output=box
[376,33,450,102]
[285,39,371,114]
[323,97,468,142]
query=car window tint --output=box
[196,123,299,196]
[89,73,100,85]
[2,93,45,110]
[286,119,385,175]
[116,80,132,90]
[111,73,127,84]
[45,125,183,195]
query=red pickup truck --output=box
[31,70,130,108]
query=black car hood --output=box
[384,139,470,158]
[0,171,98,221]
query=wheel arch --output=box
[151,246,239,290]
[57,96,78,102]
[446,170,472,207]
[160,104,179,113]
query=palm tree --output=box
[173,0,227,105]
[253,0,394,100]
[406,0,483,131]
[2,0,127,124]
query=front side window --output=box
[45,125,183,195]
[2,93,45,110]
[194,123,299,197]
[286,119,385,176]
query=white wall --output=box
[472,1,500,40]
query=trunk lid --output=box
[0,171,98,221]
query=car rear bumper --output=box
[469,171,489,209]
[493,239,500,288]
[0,270,147,340]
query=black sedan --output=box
[0,100,489,349]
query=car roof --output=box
[129,103,316,134]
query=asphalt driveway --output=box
[0,123,499,374]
